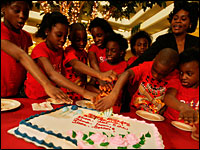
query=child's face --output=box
[171,9,191,35]
[46,23,68,51]
[151,60,173,80]
[106,41,123,64]
[71,30,87,51]
[91,27,105,48]
[133,38,149,56]
[2,1,30,31]
[179,61,199,88]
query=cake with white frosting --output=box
[14,105,164,149]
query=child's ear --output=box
[120,51,125,57]
[45,28,50,36]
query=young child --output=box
[23,12,99,101]
[164,48,199,124]
[1,1,68,100]
[61,23,117,100]
[94,48,180,112]
[128,31,152,66]
[88,17,115,87]
[96,33,128,105]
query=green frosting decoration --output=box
[103,132,108,137]
[111,134,114,137]
[72,130,76,138]
[119,134,125,138]
[100,142,109,146]
[89,131,95,136]
[82,134,88,140]
[145,132,151,138]
[86,139,94,145]
[117,146,127,149]
[139,139,145,145]
[140,134,145,140]
[132,143,141,148]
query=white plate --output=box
[76,100,95,109]
[136,110,165,121]
[46,98,65,105]
[171,121,193,132]
[1,99,21,111]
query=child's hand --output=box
[44,84,69,100]
[83,90,98,102]
[99,81,113,92]
[178,104,199,124]
[94,94,116,111]
[99,70,117,82]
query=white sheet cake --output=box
[13,105,164,149]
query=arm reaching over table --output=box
[1,40,69,100]
[164,87,199,124]
[94,69,135,111]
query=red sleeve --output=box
[88,44,98,53]
[63,47,77,66]
[166,69,180,90]
[130,61,152,81]
[127,56,138,66]
[31,42,49,59]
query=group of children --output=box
[1,1,199,125]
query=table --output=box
[1,98,199,149]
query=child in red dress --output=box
[24,12,98,101]
[1,1,68,100]
[88,17,115,88]
[127,31,152,66]
[164,48,199,124]
[97,33,128,105]
[94,48,179,112]
[62,23,117,100]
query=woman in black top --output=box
[121,1,199,112]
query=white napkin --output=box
[32,102,53,111]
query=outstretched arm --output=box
[1,39,68,100]
[94,69,135,111]
[37,57,98,101]
[164,87,199,124]
[69,59,117,82]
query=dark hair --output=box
[88,17,114,34]
[35,12,69,39]
[105,33,128,59]
[1,0,33,9]
[130,31,152,55]
[179,47,199,66]
[69,23,86,41]
[168,1,199,33]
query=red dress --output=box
[24,42,63,99]
[164,81,199,121]
[88,44,106,64]
[130,61,180,113]
[61,46,88,100]
[1,22,32,97]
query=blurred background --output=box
[3,1,199,60]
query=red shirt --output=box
[164,81,199,121]
[1,22,32,97]
[88,44,106,64]
[24,42,63,99]
[127,55,138,66]
[99,61,127,75]
[130,61,179,113]
[61,46,88,100]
